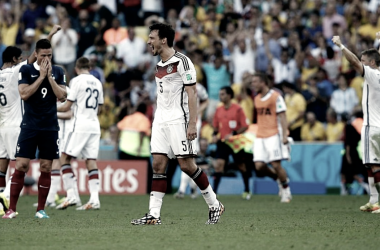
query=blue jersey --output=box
[18,62,66,131]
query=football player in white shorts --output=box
[131,23,224,225]
[332,33,380,213]
[56,57,103,211]
[174,82,209,199]
[0,26,61,215]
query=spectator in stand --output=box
[20,28,36,58]
[117,26,146,69]
[255,31,281,73]
[301,112,325,141]
[88,54,105,84]
[121,0,142,26]
[302,76,327,123]
[51,18,78,79]
[323,47,341,82]
[106,58,132,106]
[0,0,21,46]
[98,97,116,139]
[228,31,255,85]
[103,17,128,46]
[203,54,230,119]
[75,9,98,58]
[264,41,299,87]
[357,12,380,40]
[283,81,306,141]
[330,73,358,119]
[322,2,347,40]
[22,0,47,29]
[325,108,344,142]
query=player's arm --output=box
[278,111,289,144]
[47,62,67,102]
[57,110,73,120]
[18,60,48,101]
[185,84,198,141]
[332,36,363,75]
[57,100,73,112]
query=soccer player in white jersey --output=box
[0,26,61,215]
[131,23,224,225]
[332,34,380,213]
[174,82,209,199]
[56,57,103,210]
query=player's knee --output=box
[39,162,52,172]
[152,162,166,173]
[15,163,29,172]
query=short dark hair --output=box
[2,46,22,64]
[220,86,234,99]
[252,72,269,85]
[361,48,380,67]
[149,23,175,47]
[76,57,90,70]
[35,39,51,52]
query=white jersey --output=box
[362,65,380,127]
[67,74,104,134]
[0,60,27,127]
[154,51,197,124]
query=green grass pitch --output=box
[1,195,379,250]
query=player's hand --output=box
[50,25,61,35]
[187,123,197,141]
[47,60,52,77]
[376,31,380,41]
[331,36,342,48]
[224,134,232,141]
[282,135,288,145]
[40,58,49,78]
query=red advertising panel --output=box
[7,160,147,195]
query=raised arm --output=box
[332,36,363,76]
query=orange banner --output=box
[7,160,147,195]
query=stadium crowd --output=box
[1,0,379,191]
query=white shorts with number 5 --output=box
[253,133,290,163]
[62,132,100,159]
[151,122,197,159]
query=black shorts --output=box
[215,140,246,164]
[15,128,59,160]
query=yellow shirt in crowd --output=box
[285,93,306,130]
[326,122,344,142]
[301,121,325,141]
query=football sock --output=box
[149,174,167,218]
[178,171,190,194]
[73,176,81,205]
[46,169,60,204]
[191,167,209,190]
[88,169,100,204]
[9,170,25,211]
[61,164,76,199]
[0,171,6,192]
[340,182,348,195]
[201,184,219,208]
[367,169,378,204]
[241,171,250,192]
[213,172,223,194]
[281,180,289,189]
[37,171,51,211]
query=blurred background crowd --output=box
[1,0,378,155]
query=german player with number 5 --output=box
[2,38,67,219]
[56,57,103,211]
[131,23,224,225]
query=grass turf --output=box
[0,194,378,250]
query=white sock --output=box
[201,185,219,208]
[62,173,76,199]
[359,181,370,194]
[46,174,61,203]
[3,177,12,200]
[149,191,165,218]
[73,176,81,205]
[340,182,348,195]
[88,179,100,204]
[178,172,190,194]
[368,177,378,204]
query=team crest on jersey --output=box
[155,62,179,79]
[167,64,173,73]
